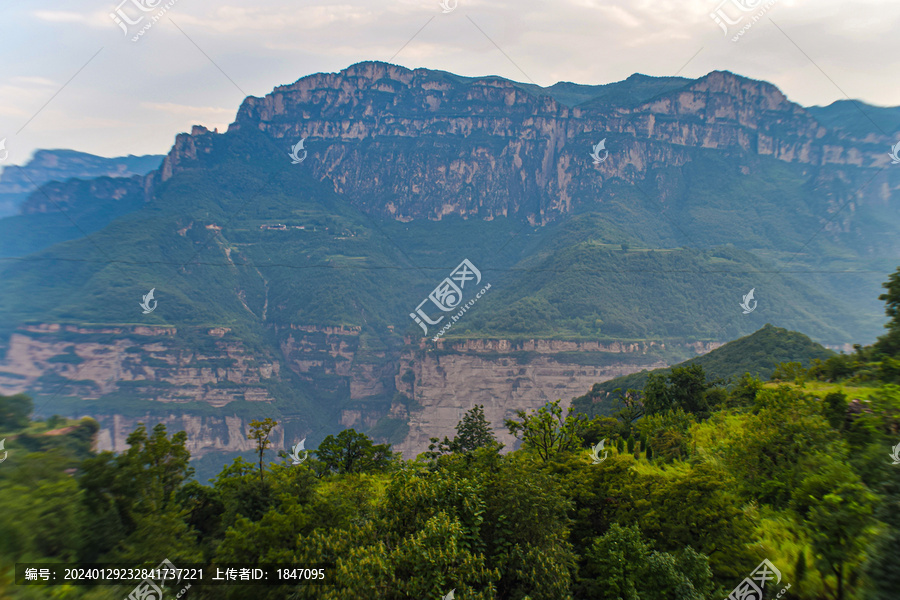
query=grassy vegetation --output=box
[763,380,883,400]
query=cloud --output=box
[139,102,236,130]
[9,77,57,87]
[4,0,899,159]
[32,10,95,24]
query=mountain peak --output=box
[687,70,791,109]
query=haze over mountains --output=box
[0,150,164,256]
[0,61,897,459]
[0,150,162,217]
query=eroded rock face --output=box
[391,338,720,459]
[0,323,715,459]
[147,62,894,228]
[393,351,670,459]
[94,413,281,456]
[0,325,278,407]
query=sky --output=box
[0,0,898,164]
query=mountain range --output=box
[0,61,896,459]
[0,150,163,256]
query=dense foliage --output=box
[4,269,900,599]
[1,372,899,599]
[572,323,835,416]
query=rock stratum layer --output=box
[0,324,717,458]
[146,62,895,226]
[1,62,894,459]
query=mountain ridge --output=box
[0,62,896,458]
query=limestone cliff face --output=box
[147,63,893,226]
[392,351,668,459]
[93,413,284,457]
[0,322,718,459]
[390,338,721,459]
[0,324,279,406]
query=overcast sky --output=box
[0,0,898,163]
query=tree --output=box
[481,458,577,598]
[296,468,499,599]
[698,385,844,508]
[791,460,877,600]
[726,373,763,407]
[822,391,848,430]
[453,405,500,453]
[809,354,858,382]
[667,365,710,416]
[772,361,808,385]
[427,405,502,460]
[613,388,645,438]
[643,373,672,416]
[78,423,195,561]
[636,409,696,462]
[875,266,900,356]
[315,428,394,475]
[505,399,586,462]
[0,453,84,561]
[578,523,713,600]
[248,418,277,484]
[644,365,712,418]
[611,461,756,582]
[862,466,900,599]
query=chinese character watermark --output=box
[725,559,790,600]
[408,259,490,341]
[110,0,181,42]
[125,558,190,600]
[710,0,778,42]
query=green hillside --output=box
[0,65,896,347]
[570,324,835,416]
[0,127,884,348]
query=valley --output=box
[0,61,897,464]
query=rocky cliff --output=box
[0,323,718,458]
[143,62,895,226]
[0,324,278,405]
[1,62,893,460]
[390,338,721,458]
[0,149,162,218]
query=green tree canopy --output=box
[314,428,395,475]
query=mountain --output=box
[808,100,900,139]
[0,62,896,459]
[570,323,835,417]
[0,175,148,257]
[0,150,162,257]
[0,149,162,218]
